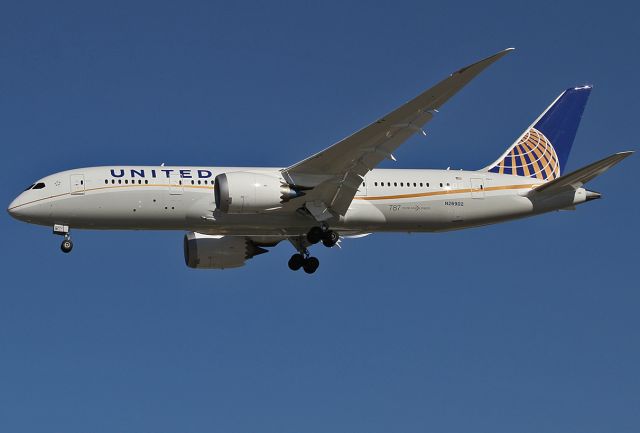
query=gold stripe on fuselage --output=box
[354,183,536,201]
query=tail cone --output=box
[585,190,602,201]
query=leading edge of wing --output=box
[283,47,515,177]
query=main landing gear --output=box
[306,226,339,248]
[54,224,73,253]
[287,226,339,274]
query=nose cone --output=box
[8,196,23,220]
[7,194,31,222]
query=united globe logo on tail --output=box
[489,127,560,180]
[482,85,592,181]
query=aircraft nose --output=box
[7,195,27,221]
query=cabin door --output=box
[70,174,85,195]
[169,173,183,195]
[470,178,485,199]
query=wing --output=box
[280,48,514,219]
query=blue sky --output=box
[1,1,638,432]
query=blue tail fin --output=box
[484,86,592,180]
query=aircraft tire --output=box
[307,227,323,244]
[322,230,339,247]
[61,239,73,253]
[303,257,319,274]
[288,253,305,271]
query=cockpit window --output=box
[32,182,46,190]
[24,184,35,191]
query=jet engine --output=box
[183,232,268,269]
[214,172,303,214]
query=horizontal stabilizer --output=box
[532,151,633,194]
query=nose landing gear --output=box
[54,224,73,254]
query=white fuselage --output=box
[7,165,589,236]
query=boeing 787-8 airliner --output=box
[7,48,632,273]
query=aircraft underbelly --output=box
[338,194,533,232]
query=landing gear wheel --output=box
[307,226,323,244]
[322,230,339,248]
[61,239,73,253]
[303,257,320,274]
[288,253,305,271]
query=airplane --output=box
[7,48,633,274]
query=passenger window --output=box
[394,182,397,187]
[419,183,423,187]
[32,183,45,189]
[145,180,149,184]
[439,183,443,187]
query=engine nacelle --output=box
[214,172,301,214]
[183,232,267,269]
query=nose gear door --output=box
[70,174,85,195]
